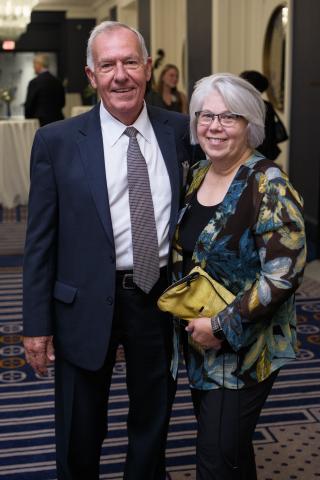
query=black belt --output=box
[116,266,167,290]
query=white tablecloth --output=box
[0,118,39,209]
[63,93,82,118]
[71,105,93,117]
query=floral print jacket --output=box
[171,153,306,389]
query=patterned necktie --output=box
[124,126,160,293]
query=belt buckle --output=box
[122,273,135,289]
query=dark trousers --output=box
[191,370,278,480]
[55,271,175,480]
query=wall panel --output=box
[151,0,187,92]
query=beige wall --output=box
[94,0,113,23]
[150,0,187,93]
[117,0,138,28]
[212,0,284,74]
[94,0,137,25]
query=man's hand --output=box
[23,335,55,376]
[185,317,223,350]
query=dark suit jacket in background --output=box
[23,103,193,371]
[257,100,281,160]
[24,71,65,126]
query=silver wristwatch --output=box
[211,316,225,340]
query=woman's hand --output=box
[185,317,223,350]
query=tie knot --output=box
[124,126,138,138]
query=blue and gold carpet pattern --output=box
[0,268,320,479]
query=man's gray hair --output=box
[189,72,265,148]
[86,21,149,70]
[34,53,50,69]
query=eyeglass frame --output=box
[95,58,145,75]
[195,110,245,127]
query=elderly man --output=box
[23,21,193,480]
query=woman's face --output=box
[196,90,249,164]
[162,68,179,88]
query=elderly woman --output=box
[170,73,306,479]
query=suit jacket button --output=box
[106,296,113,305]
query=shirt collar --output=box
[100,101,152,147]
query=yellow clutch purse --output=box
[157,266,235,320]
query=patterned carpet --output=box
[0,266,320,479]
[0,206,320,478]
[0,207,27,257]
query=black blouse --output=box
[179,194,220,275]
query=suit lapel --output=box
[76,104,115,248]
[148,108,180,240]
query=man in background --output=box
[24,53,65,126]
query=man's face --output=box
[85,28,152,125]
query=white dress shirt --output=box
[100,102,172,270]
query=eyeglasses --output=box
[195,110,244,127]
[96,59,143,74]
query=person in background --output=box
[240,70,287,161]
[24,53,65,126]
[147,64,188,114]
[170,73,306,479]
[23,21,193,480]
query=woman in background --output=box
[147,63,188,113]
[240,70,288,160]
[170,73,306,479]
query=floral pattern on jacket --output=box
[171,153,306,389]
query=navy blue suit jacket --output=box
[23,103,192,370]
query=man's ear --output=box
[85,66,97,89]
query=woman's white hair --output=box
[86,21,149,70]
[189,73,265,148]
